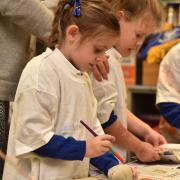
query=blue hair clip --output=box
[72,0,81,17]
[64,0,75,10]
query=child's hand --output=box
[144,128,167,147]
[135,142,160,163]
[91,54,109,81]
[108,164,138,180]
[85,134,115,158]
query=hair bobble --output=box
[64,0,81,17]
[64,0,75,10]
[72,0,81,17]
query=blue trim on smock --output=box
[102,111,118,129]
[34,135,119,175]
[34,134,86,160]
[90,152,119,175]
[158,102,180,128]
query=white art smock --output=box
[3,48,104,180]
[91,48,127,160]
[156,43,180,138]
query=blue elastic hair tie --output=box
[64,0,75,10]
[72,0,81,17]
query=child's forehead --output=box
[81,33,116,45]
[131,12,157,32]
[85,31,119,41]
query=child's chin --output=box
[123,50,136,57]
[80,67,88,72]
[122,52,131,57]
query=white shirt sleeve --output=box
[91,72,118,125]
[14,89,58,156]
[13,53,59,156]
[156,43,180,104]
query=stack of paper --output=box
[130,144,180,180]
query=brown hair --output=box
[108,0,164,25]
[49,0,120,48]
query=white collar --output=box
[51,48,83,77]
[107,47,123,62]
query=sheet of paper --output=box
[160,143,180,160]
[129,144,180,179]
[130,163,180,180]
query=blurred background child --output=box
[156,42,180,143]
[91,0,167,163]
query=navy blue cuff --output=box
[34,135,86,160]
[158,102,180,128]
[90,152,119,175]
[102,111,117,129]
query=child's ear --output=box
[66,25,79,42]
[116,10,126,21]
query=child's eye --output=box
[136,34,144,39]
[94,48,104,54]
[136,34,141,38]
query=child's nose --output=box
[137,37,145,46]
[136,40,144,49]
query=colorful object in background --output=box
[80,120,125,164]
[137,26,180,61]
[121,56,136,86]
[159,22,173,32]
[146,38,180,64]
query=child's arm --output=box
[34,134,115,160]
[127,110,167,146]
[103,118,160,162]
[34,135,86,160]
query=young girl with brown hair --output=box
[91,0,167,163]
[3,0,137,180]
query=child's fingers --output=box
[100,146,111,154]
[151,152,160,162]
[103,55,109,73]
[154,154,160,161]
[154,146,160,152]
[96,61,108,80]
[91,65,103,81]
[99,134,115,142]
[101,140,113,149]
[159,136,167,144]
[96,54,110,74]
[153,147,161,160]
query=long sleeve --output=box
[0,0,54,39]
[102,111,118,129]
[90,152,119,175]
[158,102,180,128]
[91,75,118,125]
[156,43,180,105]
[34,134,86,160]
